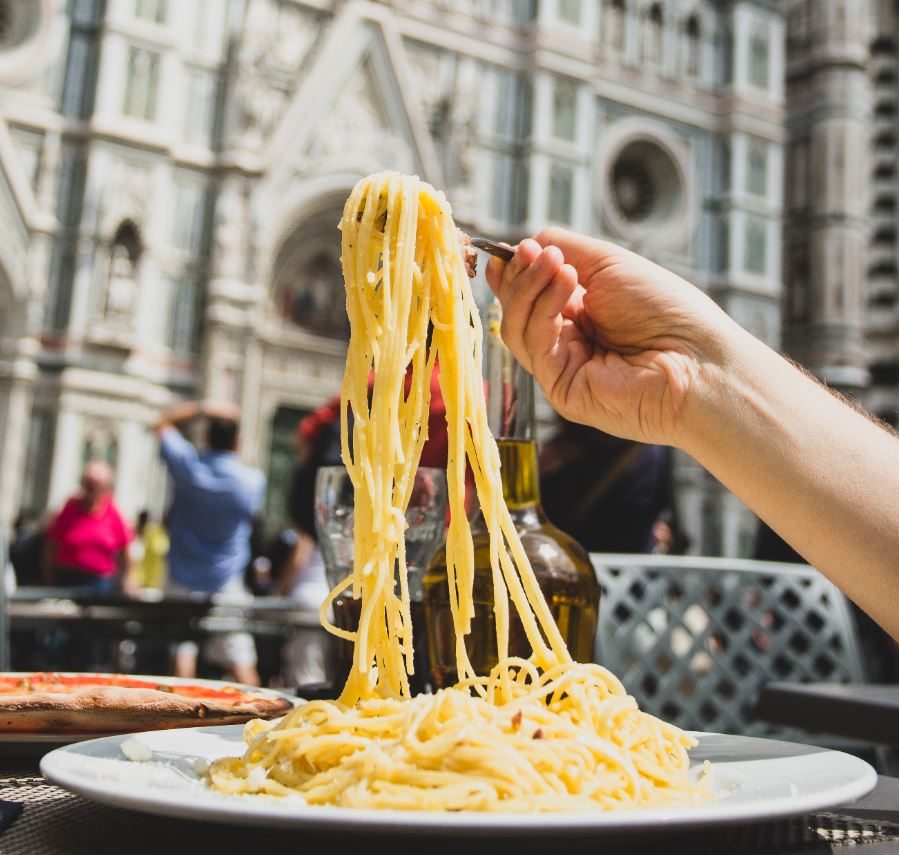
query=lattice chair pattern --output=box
[591,554,866,740]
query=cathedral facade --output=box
[0,0,791,554]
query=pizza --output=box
[0,673,293,734]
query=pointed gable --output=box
[264,5,443,187]
[307,54,403,163]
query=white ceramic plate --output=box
[41,726,876,834]
[0,673,296,748]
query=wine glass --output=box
[314,465,447,693]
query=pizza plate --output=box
[0,672,297,750]
[41,726,876,835]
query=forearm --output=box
[156,401,204,434]
[681,326,899,640]
[157,399,241,435]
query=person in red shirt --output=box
[43,460,136,595]
[298,362,467,489]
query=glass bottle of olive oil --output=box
[423,299,600,688]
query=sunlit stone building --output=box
[0,0,791,554]
[781,0,899,433]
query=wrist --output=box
[672,318,762,456]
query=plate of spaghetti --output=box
[42,172,876,830]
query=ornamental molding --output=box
[230,0,324,152]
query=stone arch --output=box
[258,171,363,285]
[267,184,353,339]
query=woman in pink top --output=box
[43,460,135,594]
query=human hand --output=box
[485,228,738,446]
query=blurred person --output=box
[40,461,135,671]
[247,553,273,597]
[486,229,899,642]
[8,510,44,587]
[651,511,681,555]
[539,418,685,554]
[272,526,330,687]
[244,515,269,595]
[156,400,266,686]
[297,376,459,691]
[302,359,474,516]
[274,410,339,688]
[301,360,449,471]
[43,460,136,595]
[131,510,169,591]
[753,520,803,563]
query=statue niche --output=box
[103,220,142,329]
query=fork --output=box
[469,237,515,261]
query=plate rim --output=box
[39,726,879,834]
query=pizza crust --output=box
[0,686,292,733]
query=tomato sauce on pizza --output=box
[0,672,293,734]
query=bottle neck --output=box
[497,438,542,512]
[486,299,541,511]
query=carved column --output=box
[783,0,872,390]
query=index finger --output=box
[485,255,506,297]
[487,239,543,307]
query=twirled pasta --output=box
[208,172,711,812]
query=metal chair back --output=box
[591,554,865,739]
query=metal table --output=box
[756,683,899,747]
[6,588,321,646]
[4,587,326,679]
[0,767,897,855]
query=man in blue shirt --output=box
[156,400,266,685]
